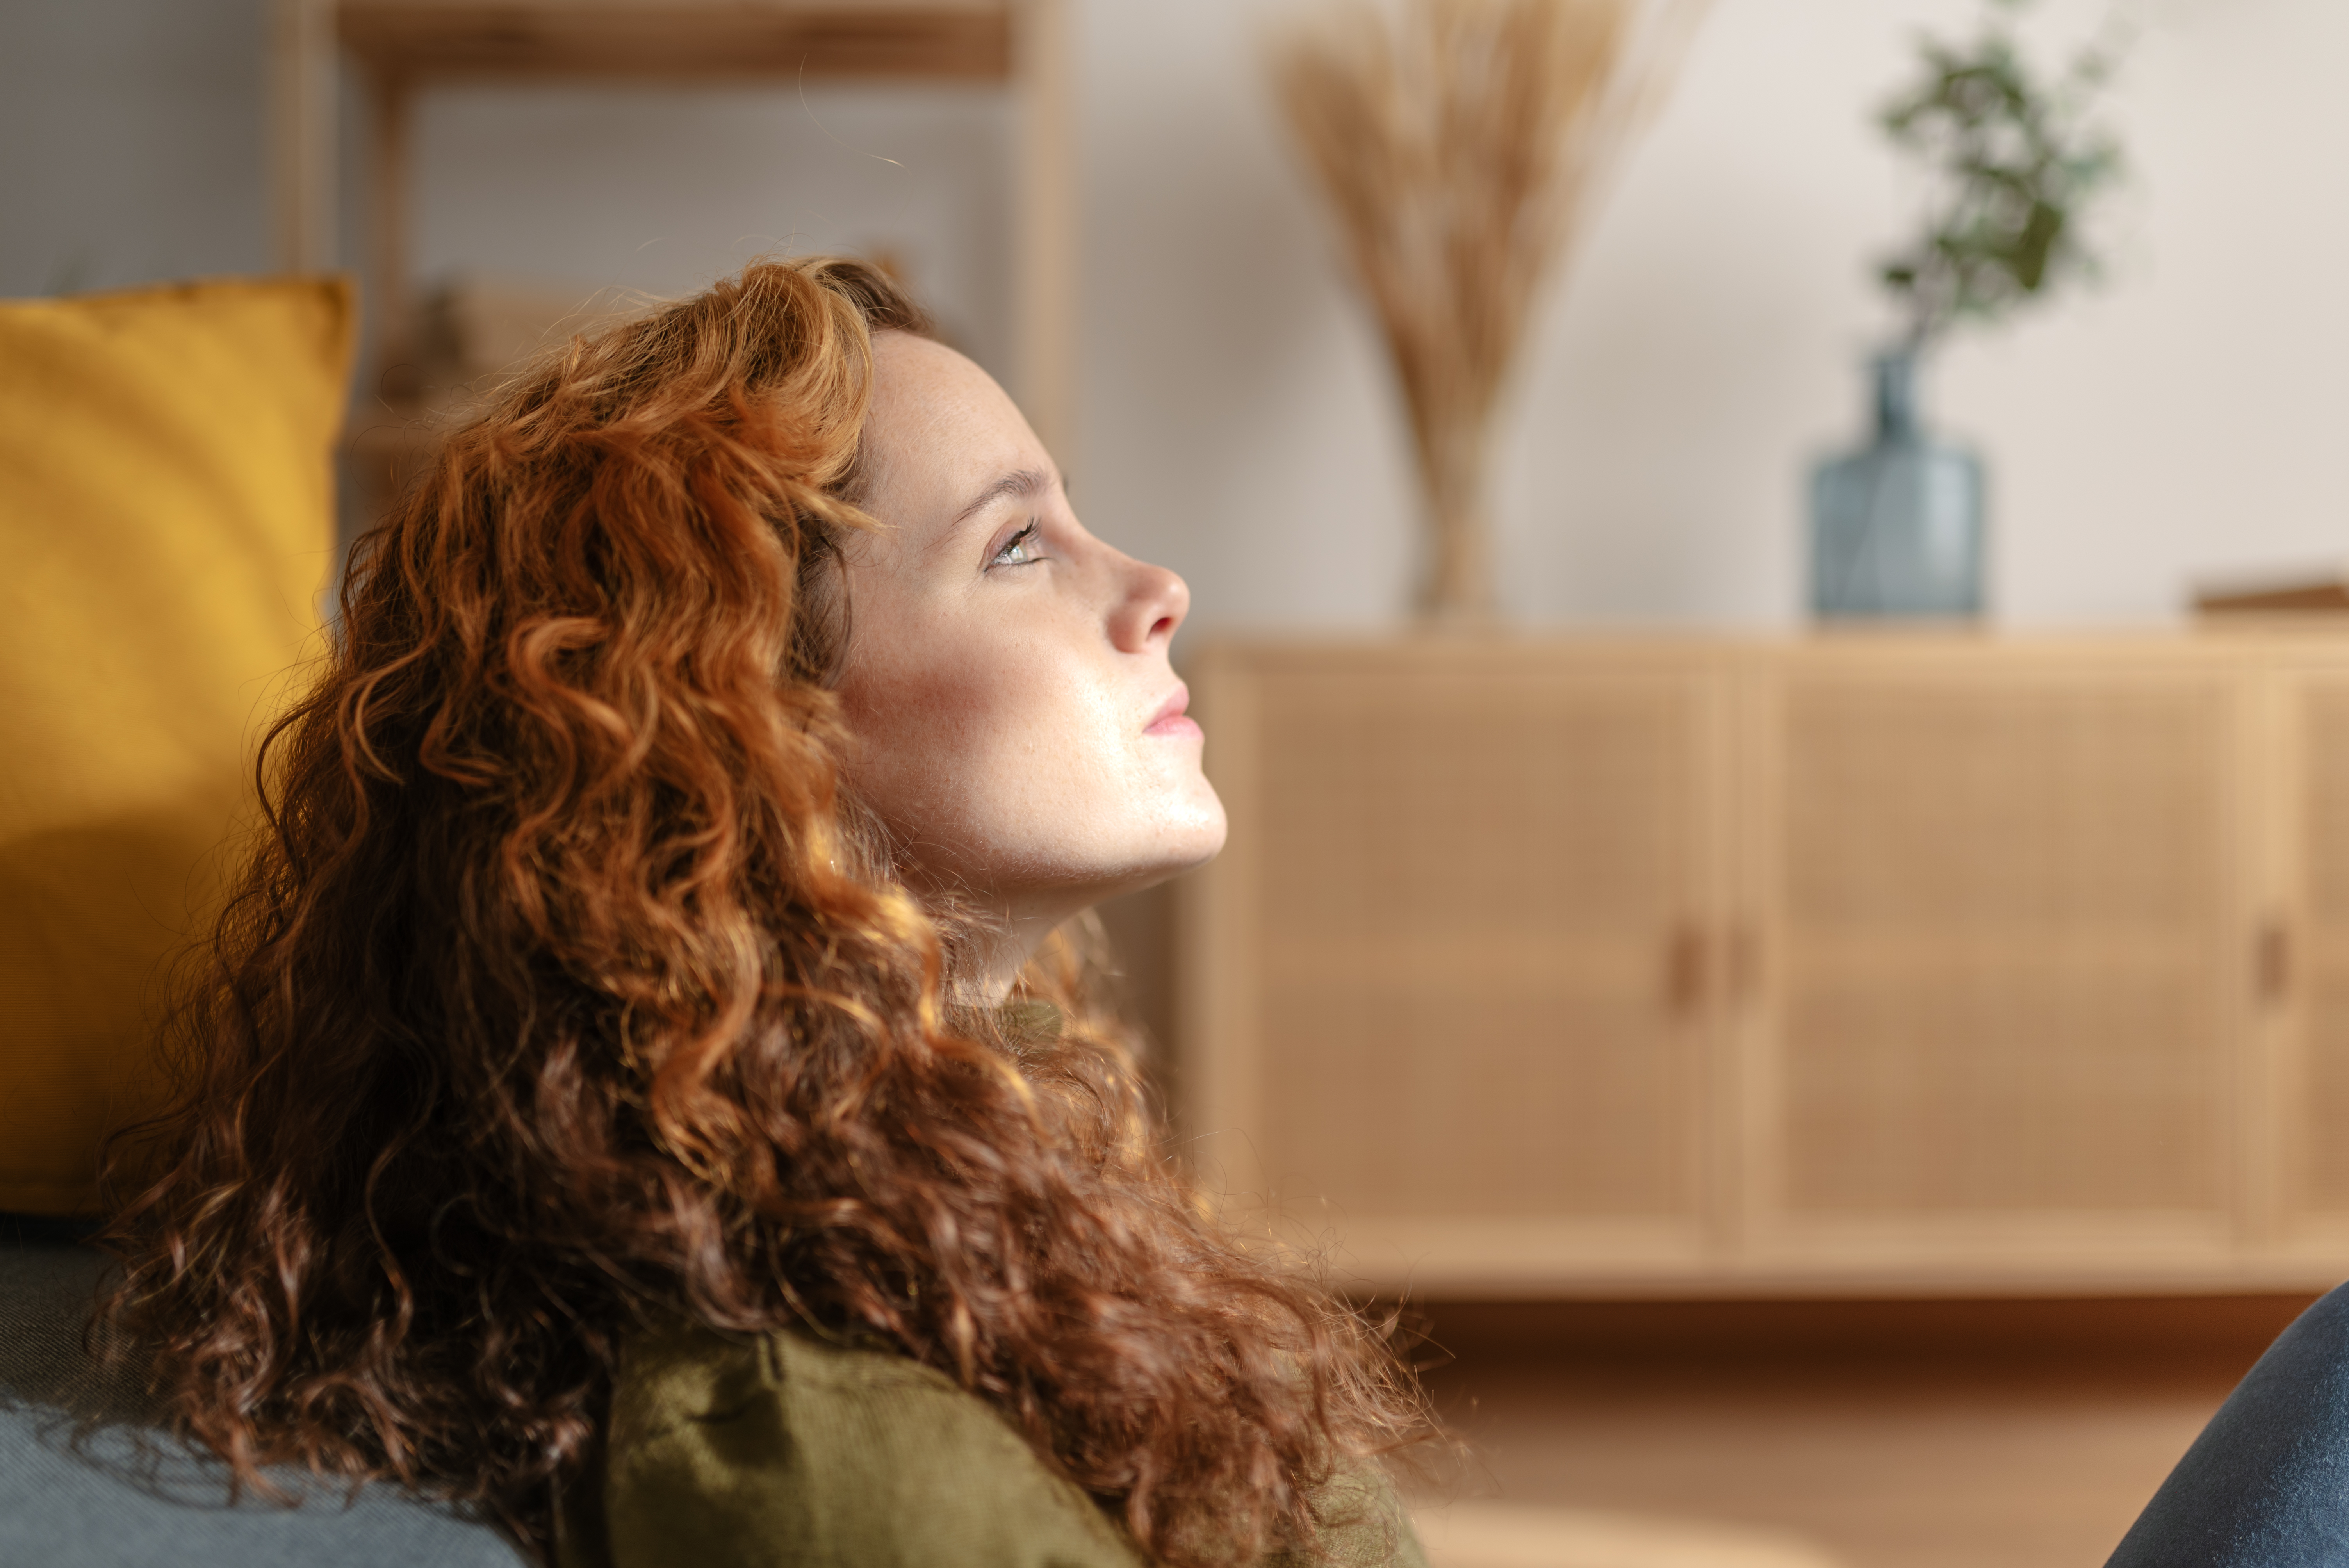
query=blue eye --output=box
[992,521,1043,567]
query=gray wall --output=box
[3,0,273,295]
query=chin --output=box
[1150,810,1229,880]
[1183,809,1231,866]
[1161,784,1228,863]
[1080,816,1227,903]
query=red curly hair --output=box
[97,258,1424,1564]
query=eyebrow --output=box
[949,467,1054,531]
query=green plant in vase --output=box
[1812,0,2128,620]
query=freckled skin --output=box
[836,333,1227,991]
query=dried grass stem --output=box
[1273,0,1704,620]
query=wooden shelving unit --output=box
[270,0,1074,454]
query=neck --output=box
[934,885,1096,1005]
[961,911,1061,1004]
[1875,347,1920,439]
[930,869,1183,1005]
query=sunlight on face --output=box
[836,333,1227,973]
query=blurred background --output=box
[9,0,2348,628]
[10,2,2349,1564]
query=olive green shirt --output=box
[557,1320,1427,1568]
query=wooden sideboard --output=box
[1175,633,2349,1297]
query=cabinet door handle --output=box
[2257,919,2293,1008]
[1664,923,1707,1015]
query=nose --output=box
[1108,550,1189,654]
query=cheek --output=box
[836,599,1219,891]
[840,621,1063,827]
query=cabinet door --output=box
[2274,658,2349,1244]
[1748,646,2247,1278]
[1181,643,1726,1293]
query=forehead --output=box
[861,333,1042,513]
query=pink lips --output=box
[1145,686,1203,739]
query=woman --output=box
[98,259,1430,1566]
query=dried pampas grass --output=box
[1273,0,1708,620]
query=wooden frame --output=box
[1180,631,2349,1299]
[270,0,1076,457]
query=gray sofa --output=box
[0,1223,525,1566]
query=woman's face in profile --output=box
[837,332,1226,962]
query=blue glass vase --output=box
[1809,349,1985,619]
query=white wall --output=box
[7,0,2346,630]
[1081,0,2349,634]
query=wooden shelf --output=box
[273,0,1075,460]
[338,1,1011,83]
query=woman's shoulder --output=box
[614,1312,992,1449]
[564,1316,1427,1568]
[565,1316,1147,1568]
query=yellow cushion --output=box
[0,276,355,1216]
